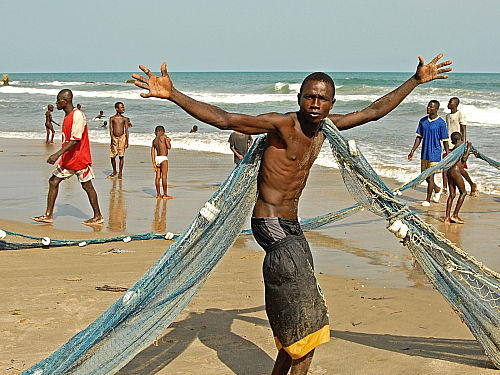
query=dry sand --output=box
[1,138,499,374]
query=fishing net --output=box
[20,117,500,373]
[22,136,265,375]
[321,118,500,369]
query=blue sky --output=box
[1,0,499,73]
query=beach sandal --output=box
[31,214,53,223]
[450,216,465,224]
[82,217,104,226]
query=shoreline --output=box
[1,137,500,374]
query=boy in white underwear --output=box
[151,125,172,199]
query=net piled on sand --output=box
[322,118,500,369]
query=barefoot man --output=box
[133,54,451,374]
[45,104,60,144]
[109,102,131,179]
[31,89,104,226]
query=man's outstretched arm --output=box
[132,63,290,134]
[332,54,452,130]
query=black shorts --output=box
[251,217,330,359]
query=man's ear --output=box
[297,92,301,106]
[330,98,336,110]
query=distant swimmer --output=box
[77,104,82,110]
[189,125,198,133]
[93,110,105,120]
[102,120,107,128]
[45,104,60,144]
[32,89,103,226]
[444,132,477,224]
[151,125,172,199]
[108,102,131,179]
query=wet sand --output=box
[1,138,500,374]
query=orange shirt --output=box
[59,109,92,171]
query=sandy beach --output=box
[1,138,500,374]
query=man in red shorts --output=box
[31,89,104,226]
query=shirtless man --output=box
[444,132,476,224]
[109,102,131,179]
[132,54,451,374]
[151,125,172,199]
[45,104,60,144]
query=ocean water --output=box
[1,71,499,194]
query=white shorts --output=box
[155,155,168,167]
[53,164,95,183]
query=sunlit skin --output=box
[109,102,131,179]
[132,54,451,375]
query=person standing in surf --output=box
[45,104,60,144]
[132,54,451,374]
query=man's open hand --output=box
[414,53,452,84]
[132,62,173,99]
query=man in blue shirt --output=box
[408,100,450,206]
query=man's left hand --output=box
[414,53,452,84]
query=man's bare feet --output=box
[117,174,123,180]
[450,216,465,224]
[470,183,478,197]
[444,217,451,224]
[163,195,173,200]
[31,214,53,223]
[108,172,118,178]
[82,217,104,226]
[49,142,55,145]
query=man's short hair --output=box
[115,102,124,108]
[451,131,462,144]
[300,72,335,97]
[58,89,73,102]
[450,97,460,105]
[155,125,165,132]
[429,99,440,108]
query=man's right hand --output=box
[47,153,59,165]
[132,62,173,99]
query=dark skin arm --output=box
[332,54,452,130]
[132,54,451,135]
[47,140,78,164]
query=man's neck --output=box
[450,108,458,114]
[428,113,438,120]
[297,112,323,138]
[64,105,74,116]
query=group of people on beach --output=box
[408,96,478,224]
[34,93,173,225]
[32,53,480,374]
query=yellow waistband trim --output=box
[275,325,330,360]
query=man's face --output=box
[55,96,66,110]
[116,104,125,114]
[427,102,439,116]
[447,99,458,110]
[298,80,335,124]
